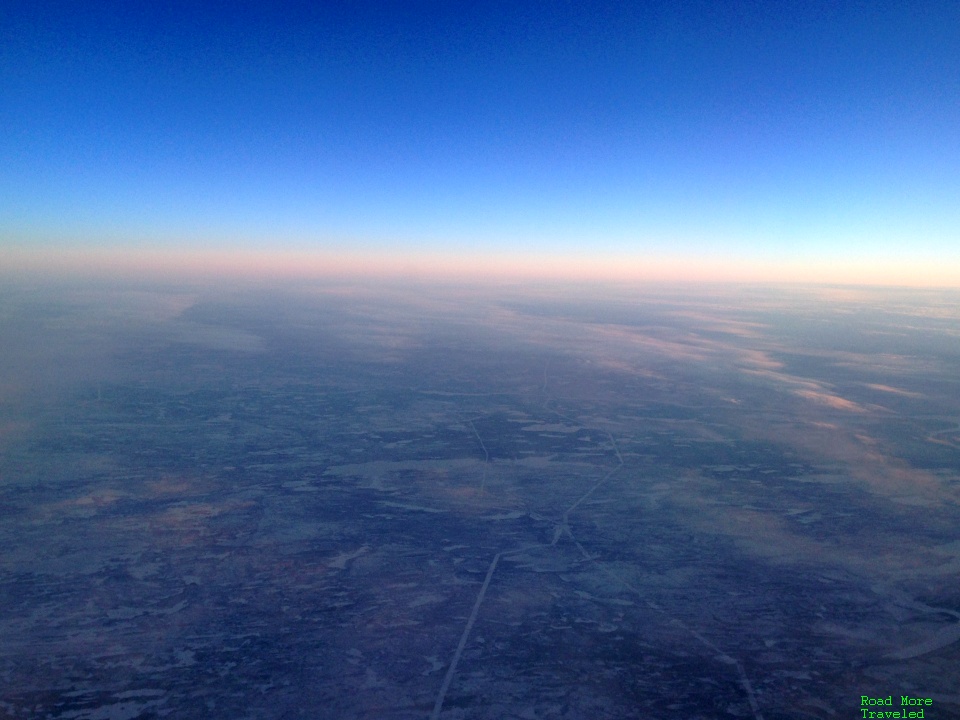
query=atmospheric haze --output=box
[2,2,960,719]
[1,279,960,718]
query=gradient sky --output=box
[2,1,959,283]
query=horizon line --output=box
[2,243,958,289]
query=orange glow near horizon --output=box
[2,243,958,288]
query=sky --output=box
[2,1,959,284]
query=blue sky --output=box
[2,1,959,282]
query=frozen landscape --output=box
[1,280,959,719]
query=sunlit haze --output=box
[4,6,960,716]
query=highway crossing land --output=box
[1,282,959,718]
